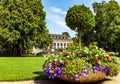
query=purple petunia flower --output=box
[79,72,83,76]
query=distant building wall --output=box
[50,34,72,50]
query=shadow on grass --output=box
[33,71,48,80]
[33,71,112,84]
[33,71,71,84]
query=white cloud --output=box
[46,12,69,30]
[46,7,67,30]
[45,6,76,37]
[50,7,67,15]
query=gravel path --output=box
[0,74,120,84]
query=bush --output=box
[107,52,119,57]
[43,44,120,81]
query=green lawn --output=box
[0,57,45,81]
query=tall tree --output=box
[93,0,120,53]
[81,29,96,46]
[62,32,70,38]
[65,5,95,45]
[0,0,52,56]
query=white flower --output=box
[54,59,58,61]
[83,70,87,73]
[59,60,62,63]
[75,74,79,78]
[67,55,70,58]
[83,73,86,76]
[54,74,57,76]
[99,48,103,51]
[90,69,93,72]
[49,70,54,73]
[95,46,98,49]
[84,50,87,52]
[95,54,99,57]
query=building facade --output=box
[50,34,72,50]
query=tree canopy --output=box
[0,0,52,56]
[62,32,70,38]
[66,5,95,35]
[93,0,120,54]
[65,5,95,45]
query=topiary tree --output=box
[65,5,95,45]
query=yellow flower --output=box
[93,41,97,45]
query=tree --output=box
[65,5,95,45]
[62,32,70,38]
[0,0,52,56]
[72,37,78,45]
[93,0,120,54]
[81,29,96,46]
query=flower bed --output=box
[43,44,120,83]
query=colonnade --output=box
[52,42,69,49]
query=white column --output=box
[59,43,61,48]
[62,43,64,48]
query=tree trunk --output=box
[16,48,22,56]
[118,50,120,57]
[78,28,82,48]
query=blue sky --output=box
[42,0,120,37]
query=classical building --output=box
[50,34,72,50]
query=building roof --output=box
[51,34,72,41]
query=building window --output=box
[61,43,62,48]
[57,43,59,48]
[57,36,59,39]
[64,43,66,48]
[54,43,56,49]
[61,36,62,39]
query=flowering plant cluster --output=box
[43,44,120,81]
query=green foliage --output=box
[81,30,96,46]
[72,37,79,45]
[65,5,95,37]
[109,63,119,77]
[93,0,120,53]
[62,32,70,38]
[108,52,119,56]
[0,0,52,56]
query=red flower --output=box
[51,64,55,68]
[106,55,110,60]
[65,51,69,56]
[64,61,68,65]
[94,58,99,63]
[55,61,59,65]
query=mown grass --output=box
[0,57,45,81]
